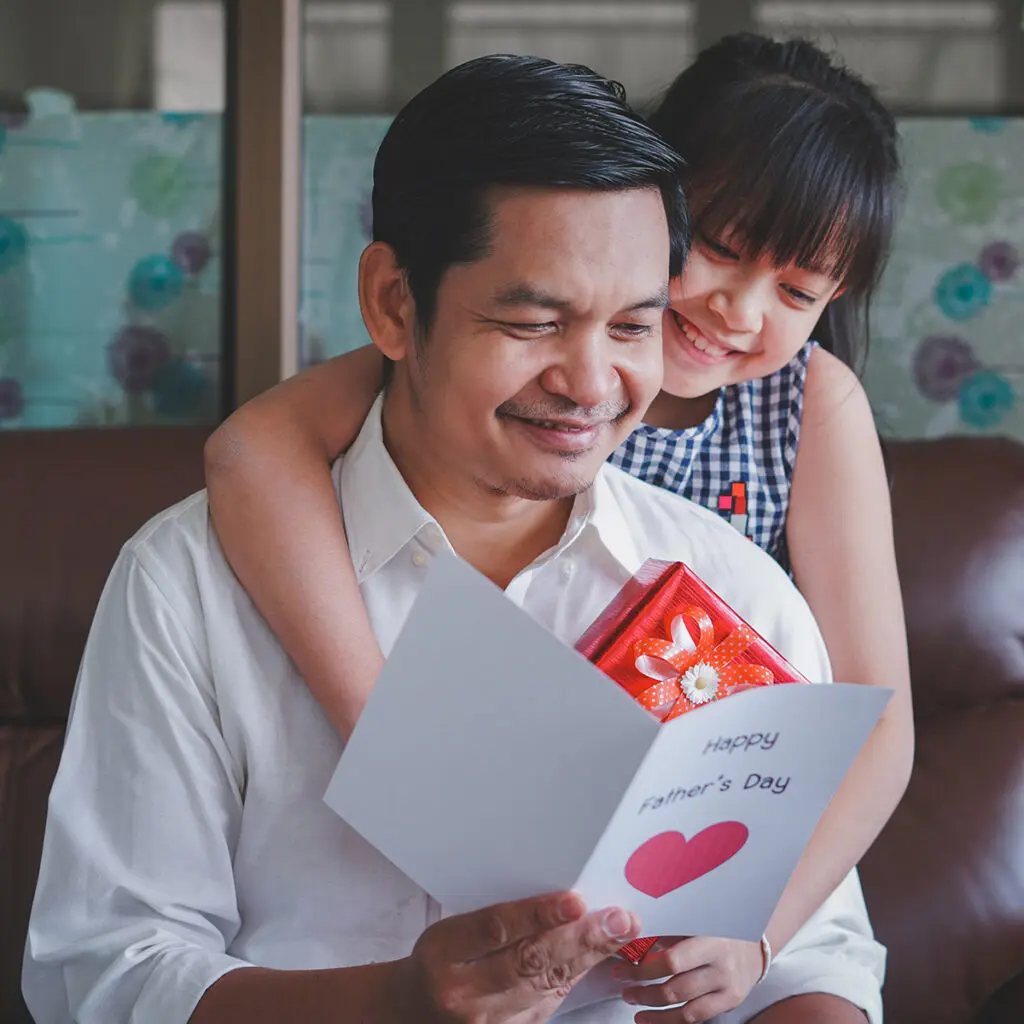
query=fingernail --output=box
[557,895,583,923]
[601,908,633,939]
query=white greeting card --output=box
[325,552,890,941]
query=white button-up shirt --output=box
[24,398,884,1024]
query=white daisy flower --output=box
[679,663,720,704]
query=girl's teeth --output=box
[680,319,729,358]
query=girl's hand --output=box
[618,936,764,1022]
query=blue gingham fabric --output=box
[609,341,818,572]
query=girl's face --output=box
[662,228,844,399]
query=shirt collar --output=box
[581,467,646,574]
[339,394,436,583]
[340,395,645,583]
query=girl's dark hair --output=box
[649,33,901,370]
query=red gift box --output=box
[575,559,811,964]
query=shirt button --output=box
[412,550,429,568]
[559,561,574,581]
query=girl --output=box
[206,33,910,1024]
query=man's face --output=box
[387,186,668,501]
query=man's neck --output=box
[381,399,574,590]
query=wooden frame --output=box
[225,0,302,410]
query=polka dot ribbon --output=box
[633,607,774,722]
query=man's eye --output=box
[503,321,557,335]
[613,323,654,338]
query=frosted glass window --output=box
[304,2,392,112]
[154,2,226,113]
[447,2,696,107]
[756,1,1003,109]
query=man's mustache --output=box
[495,398,631,424]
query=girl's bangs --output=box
[687,96,895,294]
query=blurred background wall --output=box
[0,0,1022,439]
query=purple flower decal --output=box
[978,241,1019,282]
[0,377,24,419]
[912,336,981,403]
[171,231,212,275]
[107,326,172,394]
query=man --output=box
[24,56,882,1023]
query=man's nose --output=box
[540,331,622,410]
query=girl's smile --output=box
[661,237,843,400]
[671,309,750,364]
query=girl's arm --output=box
[204,345,385,741]
[769,345,915,950]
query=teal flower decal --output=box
[936,163,1001,225]
[958,371,1015,430]
[969,117,1007,134]
[934,264,992,321]
[0,217,28,274]
[161,113,204,129]
[128,254,184,312]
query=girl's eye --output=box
[782,285,818,305]
[701,236,739,261]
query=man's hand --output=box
[393,891,641,1022]
[618,936,763,1023]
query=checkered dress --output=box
[609,341,818,572]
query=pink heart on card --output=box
[625,824,749,898]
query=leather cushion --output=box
[884,438,1024,718]
[860,702,1024,1024]
[0,725,63,1024]
[0,427,207,721]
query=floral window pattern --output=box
[864,118,1023,440]
[303,117,1024,444]
[0,93,221,431]
[3,111,1020,440]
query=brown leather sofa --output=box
[1,428,1022,1023]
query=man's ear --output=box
[358,242,417,361]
